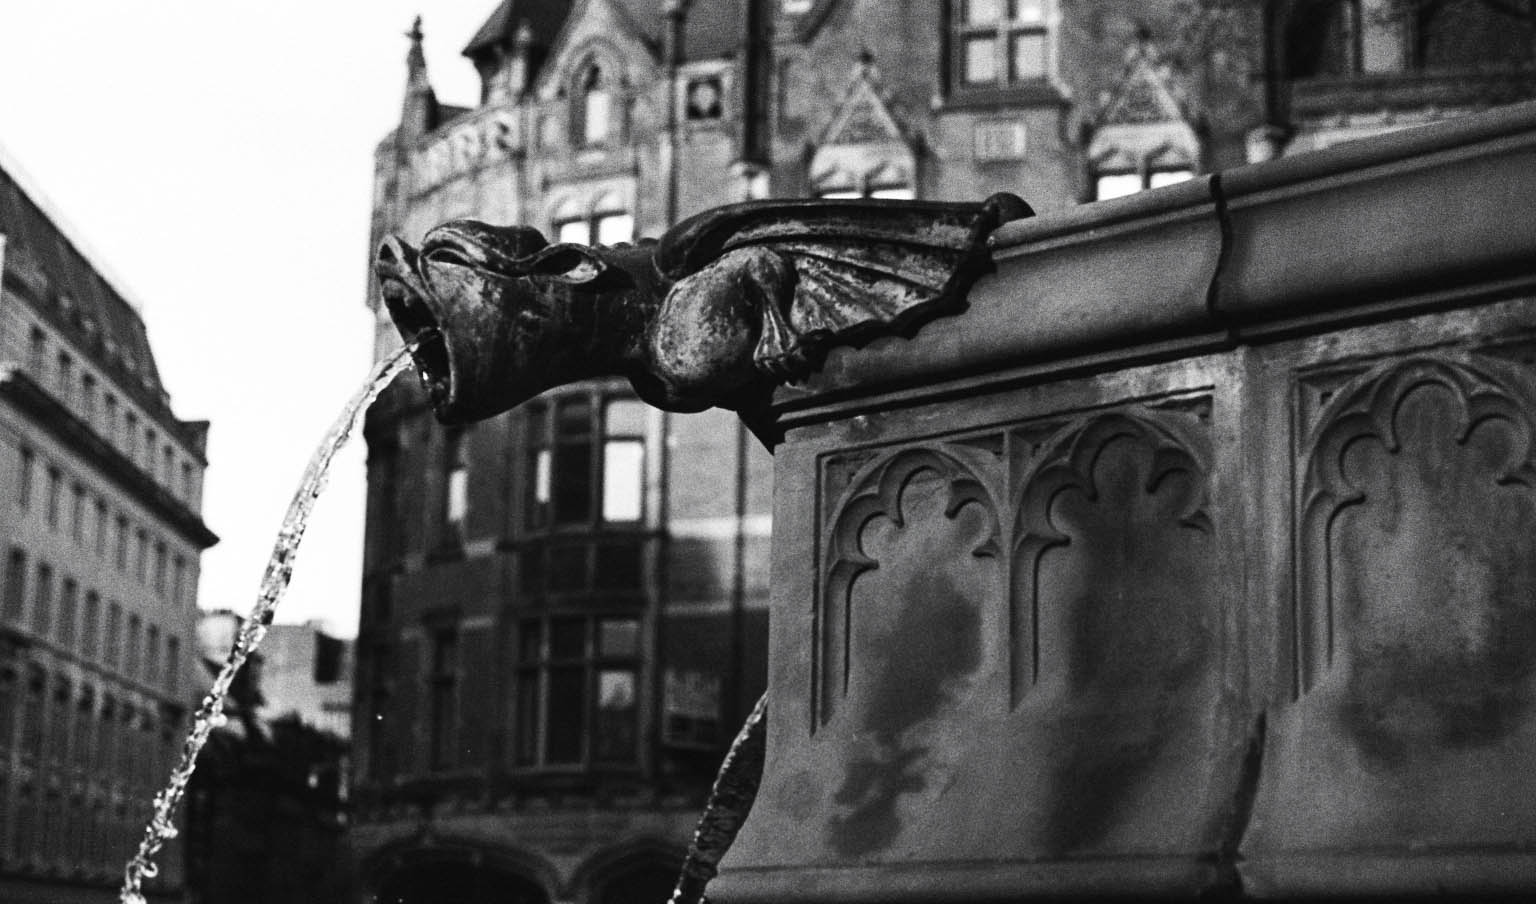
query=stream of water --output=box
[119,343,418,904]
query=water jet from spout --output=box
[119,343,417,904]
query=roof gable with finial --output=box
[818,52,909,148]
[1097,38,1189,127]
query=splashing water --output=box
[120,344,418,904]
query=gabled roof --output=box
[545,0,745,66]
[817,62,910,147]
[0,152,166,401]
[1097,40,1190,127]
[463,0,573,58]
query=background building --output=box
[356,2,1536,902]
[184,611,353,904]
[0,154,216,903]
[259,620,354,741]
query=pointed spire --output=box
[400,14,439,138]
[405,15,430,93]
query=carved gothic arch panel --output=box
[1011,409,1213,708]
[816,445,1002,728]
[1295,354,1536,713]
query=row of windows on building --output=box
[27,323,200,503]
[0,662,178,881]
[366,613,642,778]
[3,547,183,692]
[16,445,195,605]
[551,1,1052,155]
[417,395,649,555]
[0,780,151,885]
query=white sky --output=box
[0,2,497,637]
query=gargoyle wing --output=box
[654,194,1032,352]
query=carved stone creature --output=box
[376,193,1032,428]
[375,193,1031,904]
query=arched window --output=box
[574,62,612,147]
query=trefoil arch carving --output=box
[816,446,1002,729]
[1010,410,1212,708]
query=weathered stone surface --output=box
[713,101,1536,901]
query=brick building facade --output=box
[356,2,1536,902]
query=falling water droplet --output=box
[119,345,417,903]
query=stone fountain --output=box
[377,101,1536,902]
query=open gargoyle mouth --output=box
[376,237,452,408]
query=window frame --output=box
[551,193,634,249]
[572,59,616,149]
[427,625,460,772]
[512,613,643,771]
[1091,165,1196,202]
[442,426,470,546]
[949,0,1053,98]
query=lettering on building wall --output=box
[975,120,1027,161]
[411,109,521,195]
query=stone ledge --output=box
[773,99,1536,428]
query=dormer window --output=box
[575,63,612,147]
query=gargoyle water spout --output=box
[376,194,1032,424]
[375,193,1031,904]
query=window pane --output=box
[584,88,612,145]
[1095,173,1143,200]
[1012,0,1045,23]
[1010,31,1047,79]
[446,466,468,529]
[558,398,592,436]
[965,0,1001,24]
[549,545,588,592]
[551,618,586,659]
[1149,169,1195,189]
[605,399,647,436]
[962,35,997,83]
[520,542,546,593]
[594,543,643,591]
[546,666,585,763]
[557,220,591,245]
[869,186,915,199]
[595,213,633,246]
[519,620,544,662]
[603,440,644,522]
[599,618,641,657]
[516,670,539,765]
[554,442,593,523]
[595,670,637,762]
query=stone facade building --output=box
[0,152,216,903]
[259,621,354,741]
[356,2,1536,902]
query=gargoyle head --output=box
[376,219,628,424]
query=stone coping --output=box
[773,99,1536,430]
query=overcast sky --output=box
[0,2,499,636]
